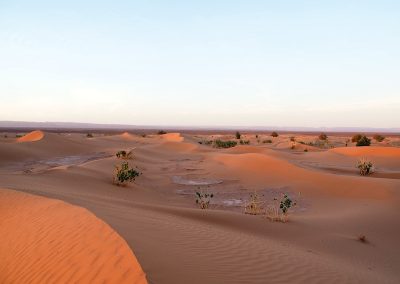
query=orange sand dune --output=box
[0,189,147,284]
[16,130,44,142]
[330,146,400,157]
[161,132,184,142]
[120,132,136,140]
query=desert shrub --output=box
[304,149,308,152]
[290,145,295,150]
[141,134,147,138]
[16,134,23,138]
[298,141,305,145]
[199,140,213,145]
[235,131,241,139]
[255,134,259,139]
[263,139,272,144]
[356,136,371,147]
[271,131,279,137]
[356,158,373,176]
[319,133,328,140]
[4,134,7,138]
[351,134,363,143]
[116,150,134,159]
[266,193,296,222]
[240,140,250,145]
[86,133,93,138]
[373,134,385,142]
[357,235,367,243]
[244,192,265,215]
[195,190,214,209]
[157,130,167,135]
[290,136,296,142]
[214,139,237,148]
[113,162,140,186]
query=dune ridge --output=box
[16,130,44,142]
[0,188,147,284]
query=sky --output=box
[0,0,399,128]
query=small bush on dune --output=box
[373,134,385,142]
[240,140,250,145]
[113,162,140,186]
[116,150,134,159]
[271,131,279,137]
[356,158,373,176]
[235,131,241,139]
[195,190,214,209]
[356,136,371,147]
[266,194,296,223]
[319,133,328,140]
[86,133,93,138]
[290,136,296,142]
[157,130,167,135]
[214,139,237,148]
[304,149,308,152]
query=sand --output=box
[16,130,45,142]
[1,130,399,283]
[0,188,147,283]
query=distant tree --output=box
[271,131,279,137]
[235,131,241,139]
[356,136,371,147]
[351,134,363,143]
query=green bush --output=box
[271,131,279,137]
[113,162,140,186]
[214,140,237,148]
[356,136,371,147]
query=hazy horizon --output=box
[1,1,399,127]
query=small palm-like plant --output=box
[356,158,373,176]
[195,190,214,209]
[113,162,140,186]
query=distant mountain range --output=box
[0,121,399,133]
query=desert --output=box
[1,130,399,283]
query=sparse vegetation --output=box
[240,140,250,145]
[235,131,241,139]
[290,136,296,142]
[304,149,308,152]
[271,131,279,137]
[113,162,140,186]
[157,130,167,135]
[266,193,296,223]
[356,135,371,147]
[319,133,328,140]
[357,235,367,243]
[373,134,385,142]
[244,192,264,215]
[263,139,272,144]
[214,139,237,148]
[116,150,134,159]
[86,133,93,138]
[356,158,373,176]
[195,190,214,209]
[16,134,23,138]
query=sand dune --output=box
[161,132,184,142]
[16,130,44,142]
[1,132,399,283]
[0,188,147,284]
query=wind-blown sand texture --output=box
[0,188,147,284]
[0,130,399,283]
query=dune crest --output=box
[16,130,44,142]
[161,133,184,142]
[0,189,147,284]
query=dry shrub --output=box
[356,158,373,176]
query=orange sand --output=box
[17,130,44,142]
[0,189,147,284]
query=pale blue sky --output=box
[1,1,399,127]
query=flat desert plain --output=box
[1,130,400,283]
